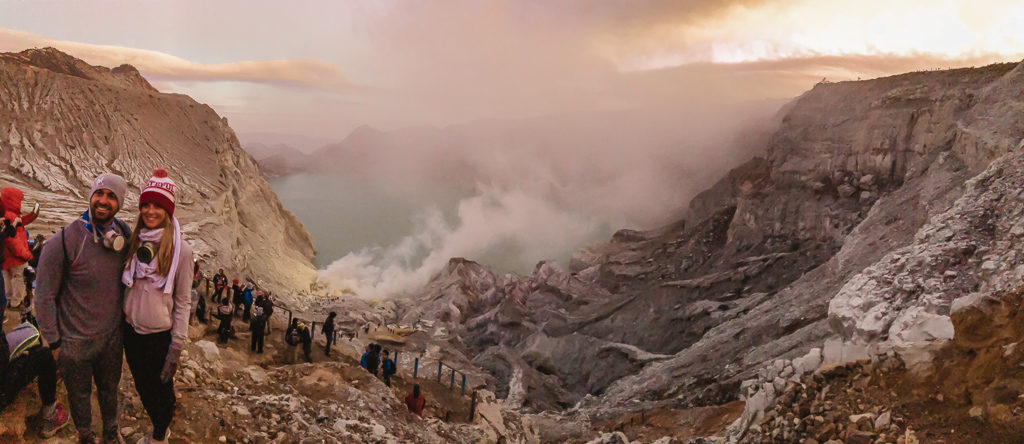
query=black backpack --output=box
[285,327,300,346]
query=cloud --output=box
[311,96,784,299]
[318,187,607,300]
[0,28,354,89]
[599,0,1024,69]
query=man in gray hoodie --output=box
[35,173,130,444]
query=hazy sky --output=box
[4,0,1024,297]
[1,0,1022,143]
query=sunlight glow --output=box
[619,0,1024,70]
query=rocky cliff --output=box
[391,61,1024,442]
[0,48,316,293]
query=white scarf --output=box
[122,217,182,294]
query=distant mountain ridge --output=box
[242,142,308,178]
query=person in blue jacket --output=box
[242,284,254,322]
[360,345,371,369]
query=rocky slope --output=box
[0,48,316,294]
[389,61,1024,442]
[0,304,539,443]
[739,285,1024,444]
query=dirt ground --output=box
[592,401,745,442]
[1,303,477,443]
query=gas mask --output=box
[137,242,156,263]
[87,208,125,252]
[102,229,126,252]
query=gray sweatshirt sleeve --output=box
[170,242,195,346]
[33,230,66,345]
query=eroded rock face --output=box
[725,63,1024,440]
[395,61,1024,430]
[829,138,1024,366]
[0,48,316,294]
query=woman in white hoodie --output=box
[122,169,194,444]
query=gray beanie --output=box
[89,173,128,205]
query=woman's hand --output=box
[160,342,183,383]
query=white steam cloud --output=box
[314,101,783,300]
[319,186,605,299]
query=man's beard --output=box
[90,203,116,225]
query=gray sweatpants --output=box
[59,330,124,435]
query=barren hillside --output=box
[0,48,316,294]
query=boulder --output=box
[195,340,221,362]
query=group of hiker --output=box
[360,343,426,416]
[1,170,192,444]
[360,343,396,385]
[184,256,283,361]
[2,171,438,443]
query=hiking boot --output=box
[102,428,126,444]
[41,403,71,438]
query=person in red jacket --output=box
[2,187,38,310]
[405,384,426,416]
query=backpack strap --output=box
[8,322,41,360]
[55,227,69,339]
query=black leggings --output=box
[124,327,174,440]
[251,323,265,352]
[0,347,57,411]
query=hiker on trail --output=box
[22,265,35,309]
[322,312,336,357]
[0,319,71,437]
[360,345,370,370]
[3,187,39,310]
[28,233,45,269]
[231,279,244,318]
[299,321,313,363]
[212,268,227,302]
[121,167,194,444]
[361,343,381,375]
[191,259,204,299]
[249,292,267,353]
[381,349,395,387]
[194,291,207,324]
[34,173,131,444]
[0,214,16,319]
[214,296,234,343]
[285,318,300,363]
[371,344,382,375]
[22,233,45,306]
[242,283,254,322]
[260,292,275,336]
[405,384,426,416]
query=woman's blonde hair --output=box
[124,212,175,276]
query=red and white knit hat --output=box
[140,168,176,217]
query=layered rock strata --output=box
[0,48,316,293]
